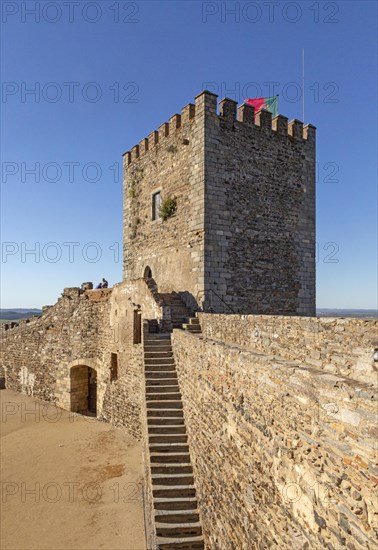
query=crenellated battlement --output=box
[217,95,316,142]
[123,91,315,167]
[123,101,196,165]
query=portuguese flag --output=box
[244,96,279,118]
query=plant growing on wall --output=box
[159,197,177,221]
[128,166,144,199]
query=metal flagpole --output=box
[302,48,305,121]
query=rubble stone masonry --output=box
[172,315,377,549]
[123,91,316,315]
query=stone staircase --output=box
[158,292,193,329]
[182,317,201,334]
[144,332,204,549]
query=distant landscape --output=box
[316,309,377,319]
[0,308,376,322]
[0,309,42,322]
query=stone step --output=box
[149,434,187,444]
[150,452,190,464]
[144,338,172,343]
[182,324,201,332]
[144,351,173,358]
[144,364,176,371]
[151,463,193,474]
[144,346,172,352]
[155,510,200,524]
[145,371,178,379]
[147,402,183,410]
[145,358,175,365]
[154,497,199,510]
[145,335,172,339]
[148,425,187,435]
[182,322,201,329]
[149,442,189,453]
[146,378,178,386]
[152,473,194,486]
[188,318,200,325]
[156,536,204,549]
[155,521,202,538]
[146,393,181,401]
[146,385,179,393]
[152,485,196,499]
[144,337,172,342]
[147,409,184,417]
[147,417,185,426]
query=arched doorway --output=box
[70,366,97,415]
[143,265,152,279]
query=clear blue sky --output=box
[1,0,377,309]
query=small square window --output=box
[152,191,161,221]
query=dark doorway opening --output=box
[133,310,142,344]
[70,366,97,416]
[88,368,97,414]
[143,266,152,279]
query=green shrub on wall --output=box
[159,197,177,221]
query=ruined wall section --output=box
[0,288,111,402]
[172,323,377,549]
[0,285,148,438]
[122,95,207,306]
[203,95,316,315]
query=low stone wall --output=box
[0,283,147,439]
[198,313,378,386]
[172,326,378,549]
[1,288,109,403]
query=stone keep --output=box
[123,91,316,316]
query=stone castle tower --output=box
[2,91,377,550]
[123,90,316,316]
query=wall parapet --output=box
[123,90,315,168]
[197,313,378,386]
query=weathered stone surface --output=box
[198,313,378,385]
[172,320,378,550]
[123,91,316,315]
[0,281,157,439]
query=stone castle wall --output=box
[1,288,112,405]
[0,281,160,439]
[172,315,378,549]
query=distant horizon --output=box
[1,305,377,312]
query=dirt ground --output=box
[0,390,147,550]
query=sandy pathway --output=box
[0,390,147,550]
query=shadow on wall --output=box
[178,291,201,313]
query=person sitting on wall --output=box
[96,278,109,289]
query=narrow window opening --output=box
[110,353,118,381]
[152,191,161,221]
[133,310,142,344]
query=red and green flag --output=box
[244,95,279,118]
